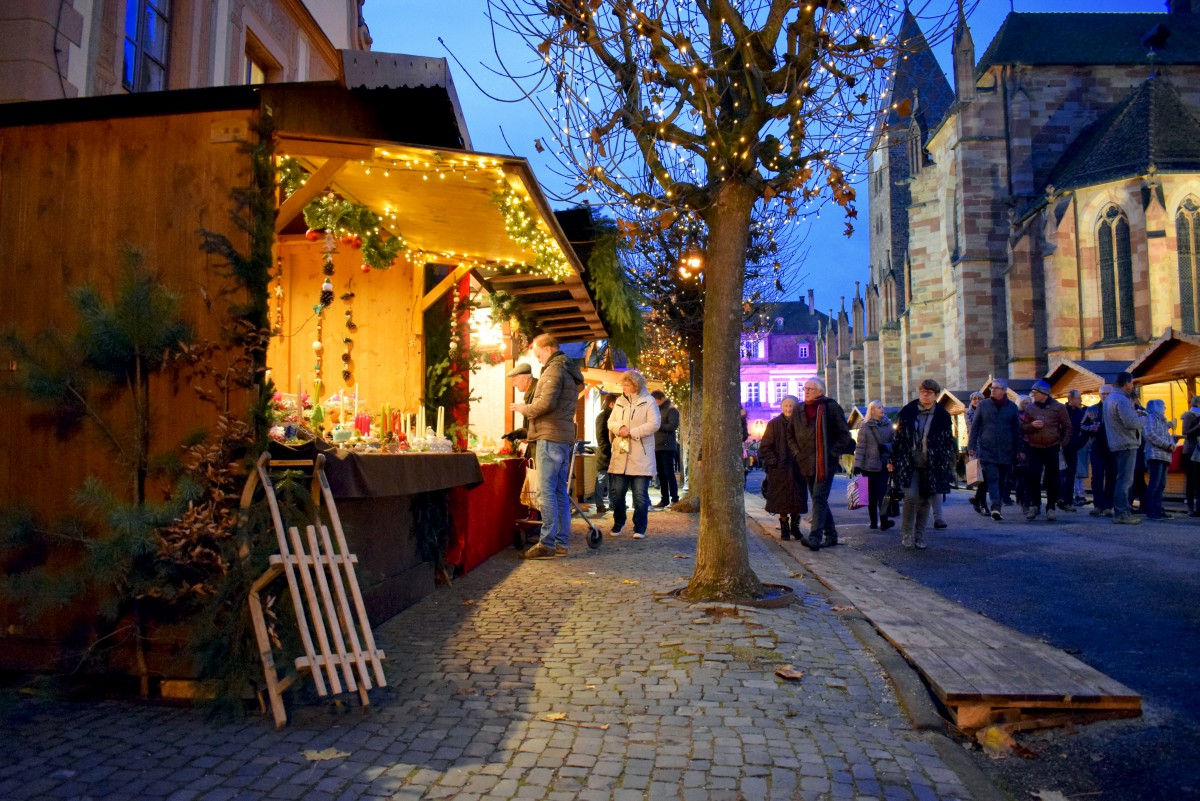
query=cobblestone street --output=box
[0,507,973,800]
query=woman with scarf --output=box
[759,395,809,540]
[892,379,956,549]
[607,370,661,539]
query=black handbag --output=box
[885,475,902,518]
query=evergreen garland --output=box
[585,221,646,362]
[488,291,538,350]
[277,157,407,271]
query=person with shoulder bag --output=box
[853,400,895,531]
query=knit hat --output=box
[1030,380,1051,396]
[507,363,532,377]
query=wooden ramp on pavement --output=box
[744,497,1142,733]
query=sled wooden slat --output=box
[241,452,387,728]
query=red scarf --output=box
[808,399,828,483]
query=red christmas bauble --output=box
[305,229,321,241]
[360,264,371,273]
[340,235,354,246]
[350,235,363,249]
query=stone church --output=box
[820,3,1200,408]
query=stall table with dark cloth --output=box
[446,458,528,574]
[314,444,483,624]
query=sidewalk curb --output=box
[745,506,1010,801]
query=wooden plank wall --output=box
[0,110,255,521]
[271,240,425,421]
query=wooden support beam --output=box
[276,136,375,161]
[522,299,583,312]
[421,264,473,313]
[507,285,564,297]
[486,273,541,285]
[274,157,348,233]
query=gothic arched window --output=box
[1097,205,1135,340]
[1178,197,1200,334]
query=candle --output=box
[436,406,444,439]
[418,406,426,436]
[354,383,359,419]
[381,403,389,436]
[297,375,302,399]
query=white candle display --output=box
[436,406,444,439]
[419,407,426,436]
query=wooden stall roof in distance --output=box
[1127,327,1200,387]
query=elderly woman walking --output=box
[759,395,809,540]
[1142,399,1175,521]
[893,379,957,549]
[607,370,661,539]
[854,400,895,531]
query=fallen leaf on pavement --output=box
[976,725,1038,759]
[540,712,610,730]
[691,618,713,625]
[830,605,854,612]
[542,712,568,721]
[622,579,640,585]
[462,599,476,606]
[775,665,805,681]
[789,572,806,578]
[673,554,690,559]
[304,748,350,761]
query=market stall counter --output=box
[313,442,484,624]
[447,457,528,575]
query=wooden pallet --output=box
[239,452,386,728]
[789,541,1141,732]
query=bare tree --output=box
[489,0,955,601]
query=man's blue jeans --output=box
[1112,448,1138,518]
[608,473,650,534]
[537,439,573,548]
[983,461,1010,512]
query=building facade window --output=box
[1178,197,1200,334]
[797,342,810,360]
[1098,205,1135,340]
[744,382,762,407]
[123,0,170,92]
[773,380,789,404]
[739,337,765,361]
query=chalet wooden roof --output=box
[1044,359,1130,396]
[1128,327,1200,384]
[276,135,606,342]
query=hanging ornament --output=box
[361,263,371,273]
[305,228,321,242]
[272,258,285,336]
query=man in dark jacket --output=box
[651,391,680,507]
[592,393,616,514]
[1059,389,1088,508]
[967,379,1021,521]
[787,377,854,551]
[1021,380,1073,521]
[1084,384,1115,515]
[511,334,585,559]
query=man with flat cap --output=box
[504,362,537,442]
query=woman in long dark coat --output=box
[892,379,957,549]
[758,395,809,540]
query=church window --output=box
[1097,205,1135,340]
[123,0,170,92]
[1178,197,1200,334]
[797,342,810,360]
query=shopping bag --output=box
[846,476,864,510]
[855,475,869,506]
[519,458,539,507]
[965,458,983,489]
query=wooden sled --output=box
[239,451,386,728]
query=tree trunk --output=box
[672,356,702,513]
[683,182,765,602]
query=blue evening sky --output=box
[367,0,1168,312]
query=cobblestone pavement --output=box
[0,507,975,801]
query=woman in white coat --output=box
[607,370,661,538]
